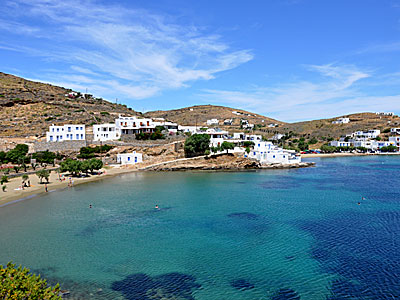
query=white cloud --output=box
[2,0,253,99]
[198,63,390,122]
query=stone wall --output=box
[33,140,87,152]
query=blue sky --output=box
[1,0,400,122]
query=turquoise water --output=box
[0,156,399,300]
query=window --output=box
[52,128,54,132]
[81,134,83,139]
[50,136,53,141]
[57,128,59,132]
[273,155,275,158]
[68,127,71,132]
[135,157,137,163]
[128,157,131,161]
[80,127,83,130]
[76,134,79,139]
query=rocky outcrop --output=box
[145,153,315,171]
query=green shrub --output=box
[0,262,61,299]
[184,134,210,157]
[1,175,9,185]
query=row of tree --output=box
[60,158,103,176]
[184,134,239,157]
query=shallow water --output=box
[0,156,399,300]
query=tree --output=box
[221,141,235,153]
[184,134,210,157]
[36,169,50,184]
[320,144,337,153]
[22,174,29,183]
[0,151,6,164]
[308,137,318,145]
[380,145,397,152]
[33,151,57,164]
[60,159,82,176]
[1,175,8,185]
[243,141,254,147]
[88,158,103,173]
[13,166,20,173]
[0,262,61,300]
[81,160,90,174]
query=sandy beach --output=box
[0,165,141,208]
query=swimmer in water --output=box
[155,205,159,209]
[89,204,92,208]
[357,202,361,205]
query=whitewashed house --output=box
[353,130,381,139]
[330,140,351,147]
[204,129,229,147]
[332,117,350,124]
[93,124,120,141]
[390,128,400,134]
[232,133,262,142]
[389,136,400,150]
[117,152,143,165]
[376,112,394,116]
[268,123,278,128]
[224,119,233,125]
[178,125,199,134]
[116,116,155,136]
[153,118,178,133]
[248,141,301,164]
[46,125,85,142]
[272,133,284,140]
[207,119,219,126]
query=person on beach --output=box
[28,180,30,187]
[45,184,48,192]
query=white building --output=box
[271,133,284,140]
[248,141,301,164]
[93,124,120,141]
[204,129,229,147]
[353,130,381,139]
[390,128,400,134]
[152,119,178,133]
[207,119,219,126]
[116,116,155,136]
[224,119,233,125]
[389,136,400,150]
[117,152,143,165]
[178,125,200,134]
[268,123,278,128]
[46,124,85,142]
[232,133,262,142]
[332,117,350,124]
[330,140,351,147]
[376,112,394,116]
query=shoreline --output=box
[301,152,400,158]
[2,152,397,208]
[0,165,140,208]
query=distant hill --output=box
[277,112,400,138]
[0,72,138,137]
[145,105,284,128]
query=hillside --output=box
[276,113,400,138]
[0,72,138,138]
[145,105,284,128]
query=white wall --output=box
[46,125,85,142]
[117,152,143,164]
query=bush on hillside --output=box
[184,134,210,157]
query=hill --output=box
[145,105,284,128]
[277,112,400,138]
[0,72,138,138]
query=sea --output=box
[0,156,399,300]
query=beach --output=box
[0,165,141,208]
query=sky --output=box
[1,0,400,122]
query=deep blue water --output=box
[0,156,399,300]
